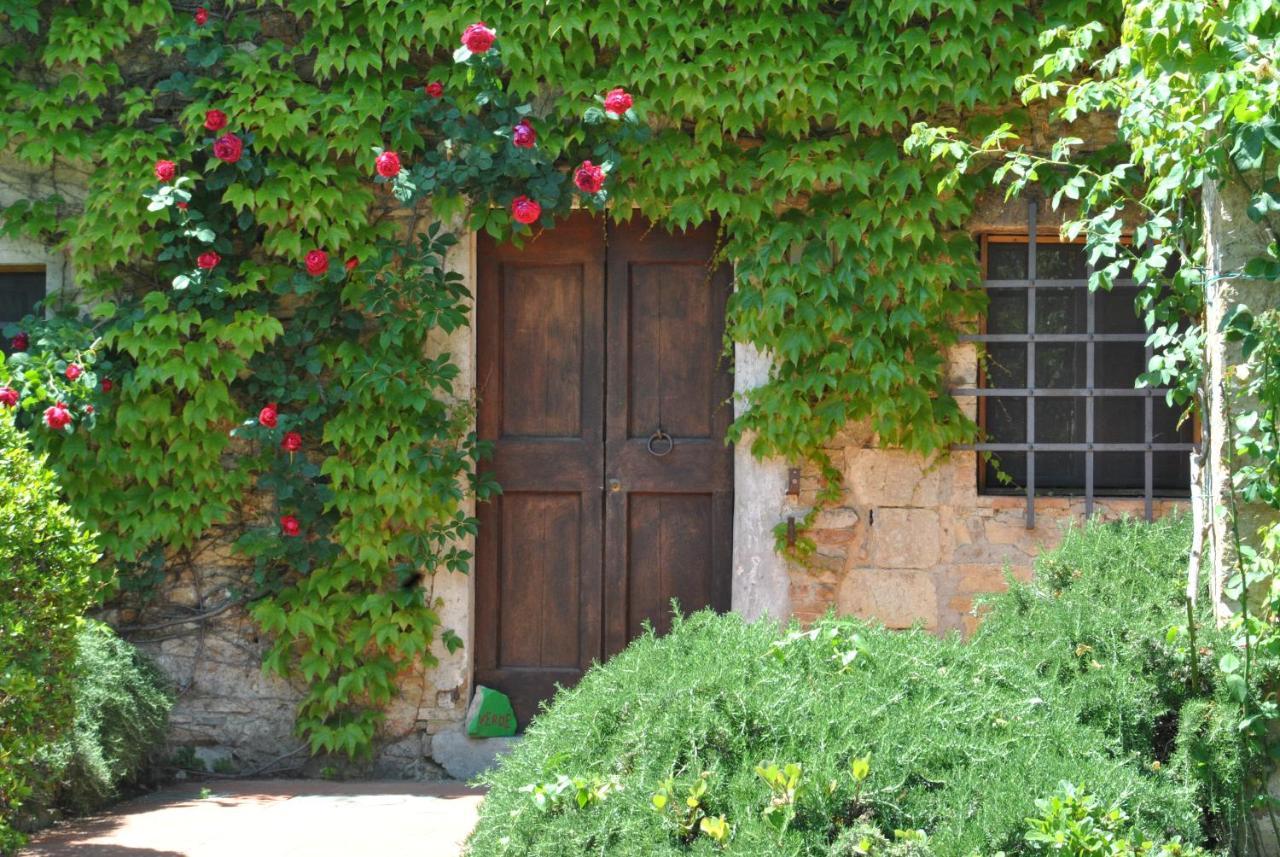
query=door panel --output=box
[604,219,734,659]
[498,493,582,668]
[626,493,716,639]
[476,213,732,726]
[627,261,718,439]
[500,265,583,438]
[476,214,604,725]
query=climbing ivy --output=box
[0,0,1117,752]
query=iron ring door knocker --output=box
[647,427,674,457]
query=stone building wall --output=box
[0,125,1193,777]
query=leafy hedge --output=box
[26,621,171,820]
[0,413,103,853]
[468,518,1248,855]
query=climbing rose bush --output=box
[0,15,647,759]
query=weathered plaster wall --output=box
[1202,177,1280,620]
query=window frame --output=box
[954,200,1195,527]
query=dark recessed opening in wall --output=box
[0,266,46,355]
[952,201,1196,524]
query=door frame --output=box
[454,222,794,708]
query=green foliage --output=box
[0,413,102,853]
[27,621,172,819]
[0,0,1125,565]
[828,824,932,857]
[1023,782,1211,856]
[468,518,1243,856]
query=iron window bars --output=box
[953,200,1195,528]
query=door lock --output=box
[608,478,622,493]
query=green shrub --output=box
[0,413,102,853]
[27,621,172,818]
[467,517,1240,856]
[1023,782,1212,856]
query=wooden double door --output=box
[475,213,733,726]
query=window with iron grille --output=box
[0,266,46,355]
[955,201,1194,526]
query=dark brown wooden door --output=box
[475,213,732,726]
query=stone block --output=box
[432,727,520,782]
[871,508,940,569]
[951,563,1012,595]
[813,506,859,530]
[837,568,938,630]
[846,450,938,507]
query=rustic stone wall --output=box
[786,431,1186,635]
[781,194,1188,635]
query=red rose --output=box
[282,431,302,453]
[375,150,401,178]
[154,159,177,182]
[65,363,82,381]
[101,378,113,393]
[43,402,72,431]
[212,133,243,164]
[511,195,542,225]
[194,6,208,25]
[345,256,359,271]
[11,332,28,351]
[258,402,278,428]
[604,87,633,115]
[425,82,444,98]
[204,109,228,131]
[176,202,189,211]
[85,405,94,415]
[305,249,329,277]
[197,251,221,270]
[574,160,606,194]
[280,514,301,537]
[512,119,536,149]
[0,387,17,407]
[461,22,496,53]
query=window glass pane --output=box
[985,343,1025,388]
[1035,244,1088,279]
[987,242,1028,279]
[1096,286,1144,334]
[1039,452,1086,490]
[983,452,1025,492]
[1096,342,1145,387]
[1035,398,1085,443]
[986,289,1027,334]
[0,270,45,356]
[1152,400,1192,443]
[1096,398,1144,443]
[1095,452,1145,493]
[1154,452,1190,493]
[985,397,1025,443]
[1036,343,1084,388]
[1036,286,1086,333]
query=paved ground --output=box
[21,780,484,857]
